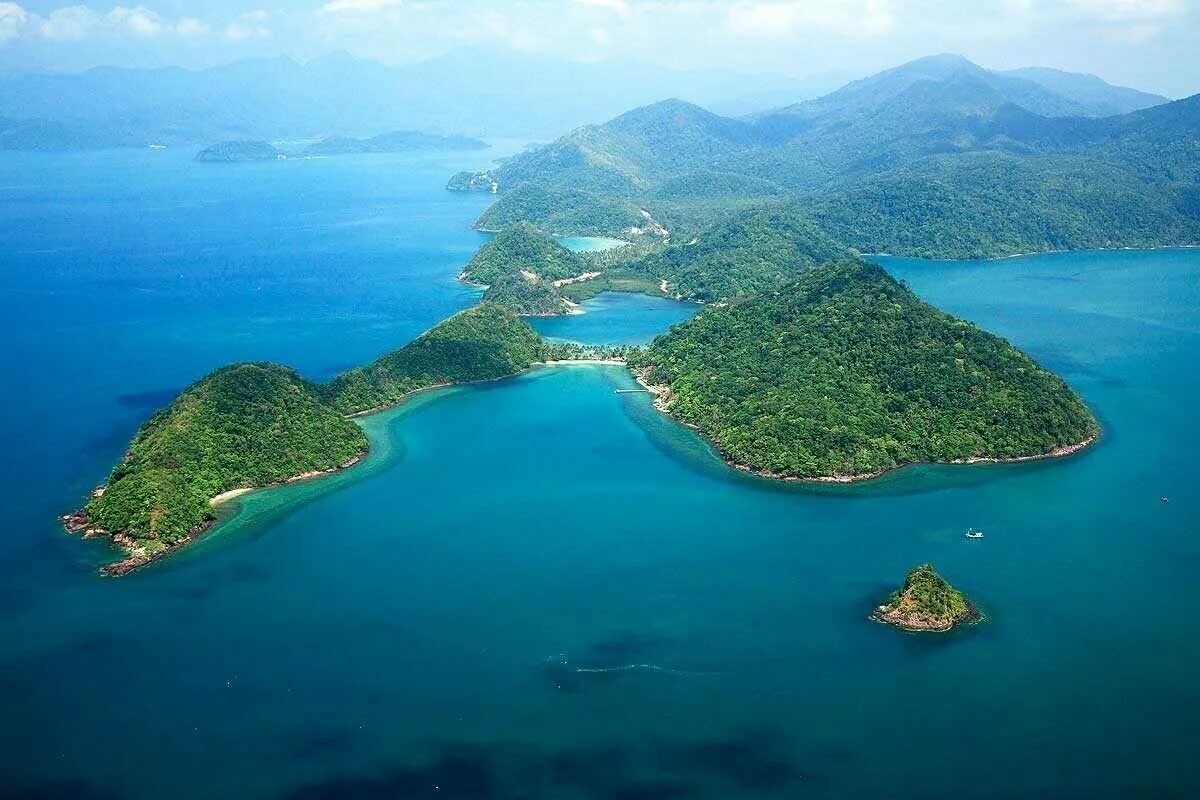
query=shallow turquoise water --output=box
[1,148,1197,798]
[557,236,631,253]
[530,292,699,345]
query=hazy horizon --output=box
[1,1,1197,99]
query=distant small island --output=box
[195,140,285,162]
[197,131,487,163]
[304,131,487,156]
[872,564,980,632]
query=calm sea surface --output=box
[0,149,1197,799]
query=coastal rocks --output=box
[872,564,980,632]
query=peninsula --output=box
[65,305,553,575]
[873,564,980,632]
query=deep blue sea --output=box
[1,149,1198,799]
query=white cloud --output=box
[727,0,895,38]
[574,0,632,16]
[1064,0,1185,20]
[0,2,27,44]
[226,9,272,41]
[106,5,163,37]
[176,16,207,38]
[321,0,403,13]
[39,6,98,40]
[36,4,198,41]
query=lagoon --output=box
[0,149,1197,798]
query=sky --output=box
[0,0,1197,98]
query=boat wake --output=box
[570,662,724,677]
[543,654,727,691]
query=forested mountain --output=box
[633,260,1098,480]
[452,55,1197,258]
[759,54,1162,126]
[1002,66,1167,117]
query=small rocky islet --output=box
[872,563,981,632]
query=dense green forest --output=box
[77,306,548,564]
[628,206,854,302]
[474,184,652,239]
[84,363,367,546]
[633,259,1098,479]
[482,271,572,316]
[449,55,1199,258]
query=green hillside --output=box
[629,206,855,302]
[482,271,573,316]
[463,222,584,284]
[324,304,547,414]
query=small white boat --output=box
[965,528,984,539]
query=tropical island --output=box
[197,131,487,163]
[64,242,1098,574]
[872,564,980,632]
[302,131,487,156]
[64,55,1144,576]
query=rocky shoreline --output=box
[63,451,366,577]
[871,599,983,632]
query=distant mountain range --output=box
[0,50,813,150]
[0,51,1166,151]
[450,54,1197,258]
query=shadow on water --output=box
[1,780,123,800]
[113,387,182,411]
[279,727,820,799]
